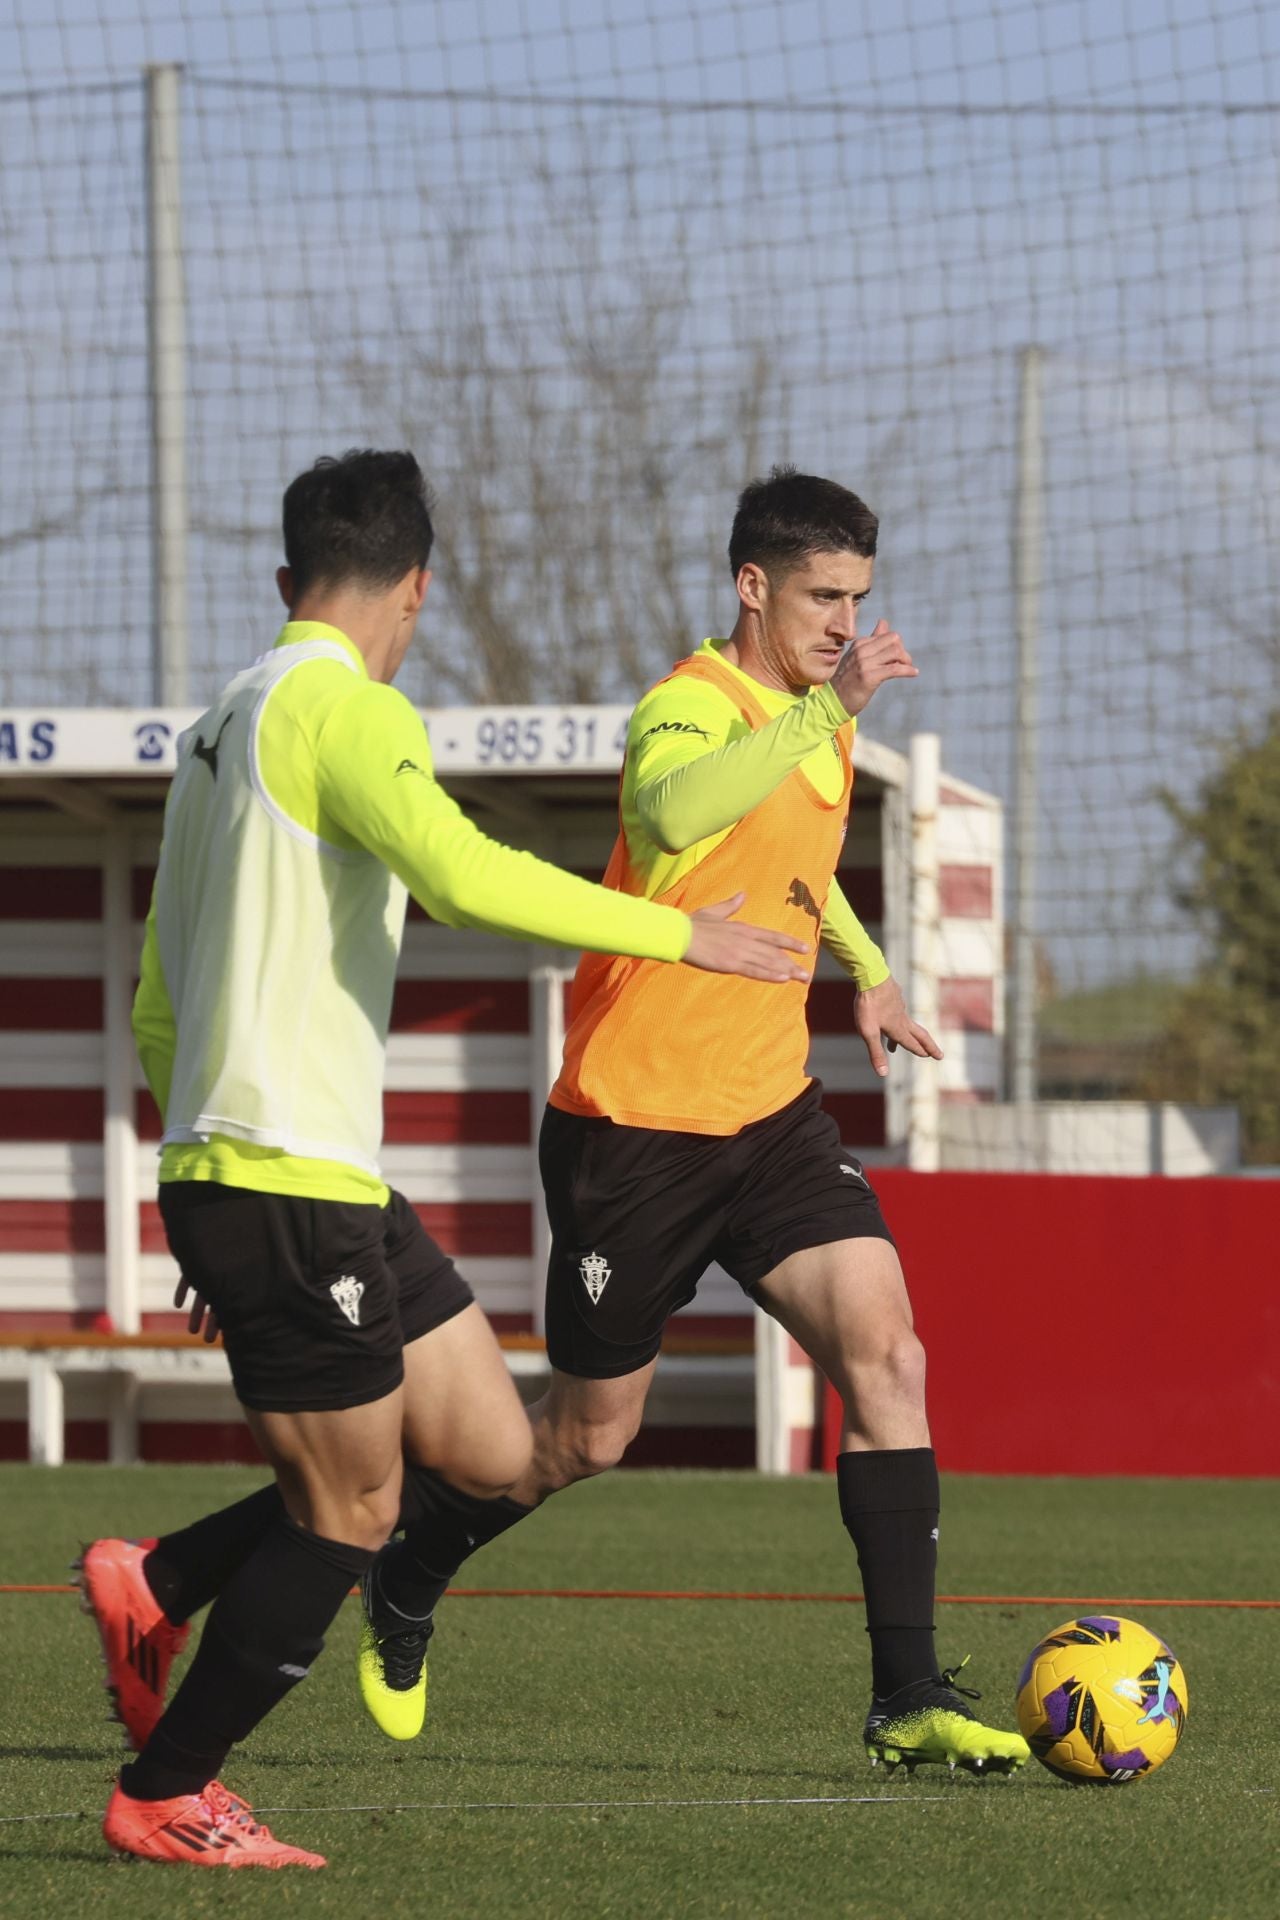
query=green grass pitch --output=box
[1,1466,1275,1918]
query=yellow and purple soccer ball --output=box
[1016,1615,1188,1784]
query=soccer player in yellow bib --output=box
[358,467,1030,1779]
[77,451,809,1870]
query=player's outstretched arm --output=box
[853,975,943,1079]
[405,807,809,980]
[315,685,809,980]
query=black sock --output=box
[138,1467,476,1626]
[837,1447,940,1699]
[375,1466,534,1621]
[143,1484,285,1626]
[122,1517,374,1802]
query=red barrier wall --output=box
[822,1172,1280,1477]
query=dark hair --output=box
[282,449,435,597]
[728,465,878,580]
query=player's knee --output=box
[874,1326,927,1409]
[837,1324,927,1414]
[542,1416,633,1487]
[335,1462,405,1548]
[350,1478,403,1549]
[570,1424,630,1479]
[277,1461,402,1549]
[444,1416,534,1501]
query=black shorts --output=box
[158,1182,474,1413]
[540,1081,895,1379]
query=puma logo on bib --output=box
[192,714,234,782]
[786,877,822,928]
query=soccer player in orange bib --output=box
[359,467,1030,1775]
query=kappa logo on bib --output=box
[579,1252,611,1304]
[330,1274,365,1326]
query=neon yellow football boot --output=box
[863,1657,1030,1776]
[356,1567,432,1741]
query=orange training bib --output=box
[551,651,853,1134]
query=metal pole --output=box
[1011,345,1043,1105]
[878,778,911,1157]
[102,820,142,1341]
[147,63,189,704]
[908,732,941,1173]
[753,1311,788,1474]
[528,963,566,1335]
[104,816,142,1466]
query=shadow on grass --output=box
[0,1745,117,1763]
[0,1844,111,1865]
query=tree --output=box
[1142,711,1280,1161]
[334,156,777,706]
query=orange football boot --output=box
[103,1778,326,1868]
[73,1538,190,1750]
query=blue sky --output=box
[6,0,1279,104]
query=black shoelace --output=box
[938,1659,981,1701]
[376,1620,433,1692]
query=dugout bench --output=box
[0,1327,758,1469]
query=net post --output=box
[1011,343,1044,1106]
[146,61,189,705]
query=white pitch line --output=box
[0,1811,89,1826]
[0,1794,944,1825]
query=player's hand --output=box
[853,974,943,1077]
[685,893,811,982]
[174,1276,220,1345]
[830,619,918,717]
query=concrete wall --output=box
[940,1102,1240,1175]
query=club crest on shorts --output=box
[330,1273,364,1326]
[579,1251,611,1304]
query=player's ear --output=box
[398,564,430,617]
[276,564,294,610]
[737,561,768,613]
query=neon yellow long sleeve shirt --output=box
[622,640,890,990]
[133,623,691,1204]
